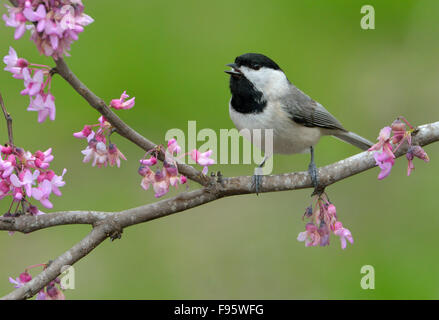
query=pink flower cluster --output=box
[0,144,66,215]
[369,117,429,179]
[4,47,56,123]
[297,194,353,249]
[74,116,127,168]
[9,265,65,300]
[3,0,94,59]
[138,139,214,198]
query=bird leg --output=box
[308,146,324,196]
[252,157,267,195]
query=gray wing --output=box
[281,85,346,131]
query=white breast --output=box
[229,100,322,155]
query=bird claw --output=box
[252,173,263,195]
[308,161,324,196]
[252,166,265,195]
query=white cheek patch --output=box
[240,66,290,99]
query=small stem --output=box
[0,93,13,146]
[25,264,47,272]
[7,200,14,214]
[29,63,51,69]
[398,116,414,130]
[13,201,20,215]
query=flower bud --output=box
[17,58,28,68]
[108,143,117,155]
[138,165,149,177]
[88,138,98,149]
[391,119,406,132]
[140,157,157,167]
[19,272,32,283]
[1,145,13,154]
[410,145,429,162]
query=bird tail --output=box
[333,131,374,151]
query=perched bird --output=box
[225,53,373,194]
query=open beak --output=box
[224,63,242,76]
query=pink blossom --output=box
[36,291,47,300]
[410,145,430,162]
[4,48,56,122]
[75,117,127,168]
[139,166,155,191]
[49,169,67,196]
[10,169,39,197]
[12,186,23,201]
[33,148,54,169]
[108,144,127,168]
[35,279,65,300]
[23,4,46,25]
[110,91,135,110]
[298,194,353,249]
[318,225,331,247]
[32,179,53,209]
[3,1,94,59]
[29,205,45,216]
[333,222,354,249]
[0,180,11,199]
[140,157,157,167]
[391,119,406,144]
[27,93,56,123]
[190,149,214,174]
[3,46,28,78]
[406,145,429,176]
[9,272,32,289]
[167,138,181,155]
[81,141,108,168]
[0,155,16,178]
[373,148,395,180]
[406,152,415,176]
[0,145,65,215]
[1,146,13,154]
[164,161,180,187]
[21,68,44,96]
[297,223,321,247]
[152,170,169,198]
[369,126,392,152]
[73,125,92,139]
[3,8,27,39]
[45,283,65,300]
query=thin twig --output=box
[0,93,13,146]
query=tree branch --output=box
[2,120,438,299]
[1,121,437,235]
[2,223,110,300]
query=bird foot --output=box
[252,166,264,195]
[308,161,324,196]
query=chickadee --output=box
[225,53,373,194]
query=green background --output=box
[0,0,438,299]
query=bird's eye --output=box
[253,64,261,70]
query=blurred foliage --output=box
[0,0,438,299]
